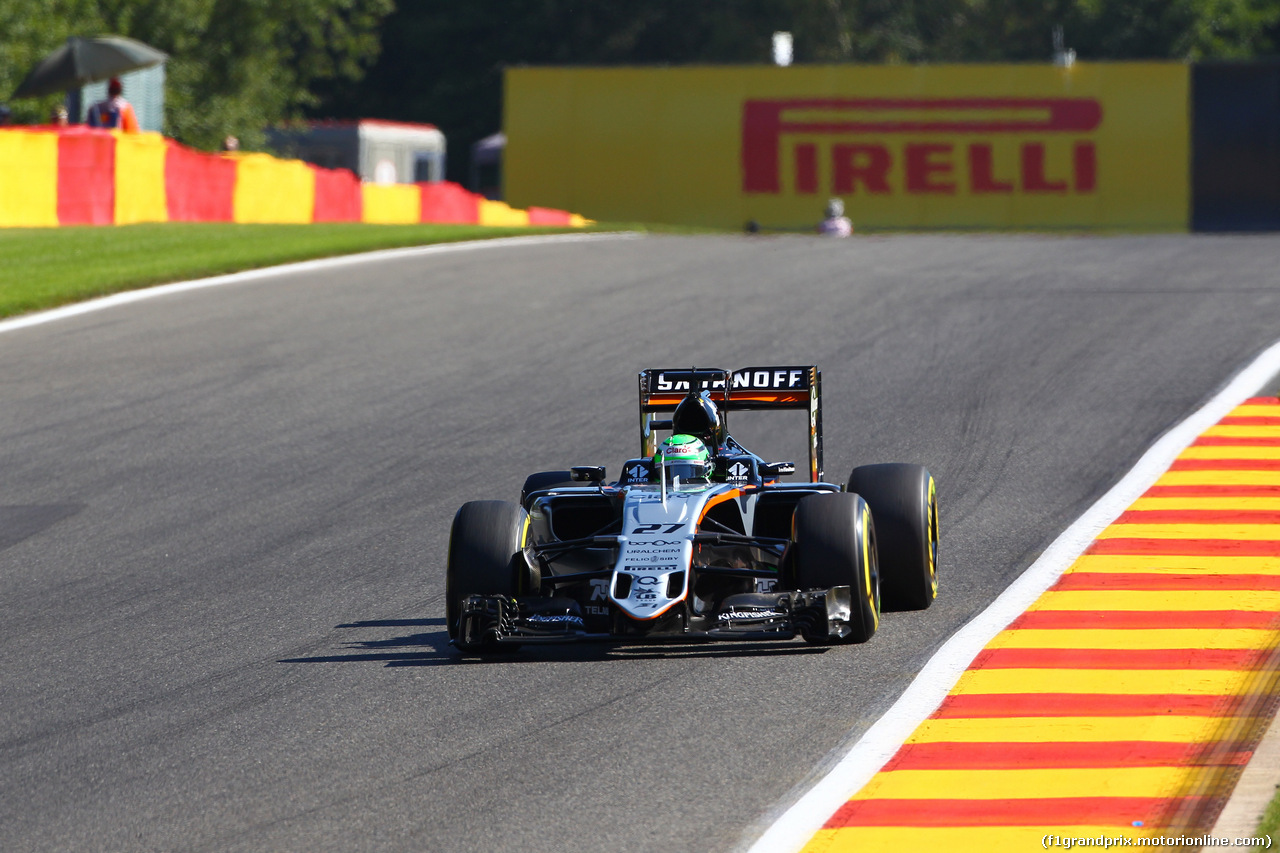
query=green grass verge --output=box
[0,221,621,320]
[1255,786,1280,839]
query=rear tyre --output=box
[848,464,937,612]
[520,470,575,506]
[789,493,879,644]
[446,500,529,652]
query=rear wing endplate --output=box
[638,366,823,482]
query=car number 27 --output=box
[631,523,685,535]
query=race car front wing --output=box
[455,586,856,648]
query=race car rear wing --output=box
[638,366,823,482]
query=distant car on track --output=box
[447,366,938,653]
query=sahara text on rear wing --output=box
[638,366,823,482]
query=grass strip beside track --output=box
[0,222,625,320]
[1257,791,1280,839]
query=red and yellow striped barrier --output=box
[0,126,589,229]
[802,397,1280,851]
[0,128,58,227]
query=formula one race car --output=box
[446,366,938,653]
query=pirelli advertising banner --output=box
[505,63,1189,230]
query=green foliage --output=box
[931,0,1280,61]
[1257,783,1280,841]
[0,0,102,124]
[0,0,393,149]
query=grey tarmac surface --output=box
[1,233,1279,853]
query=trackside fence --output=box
[0,126,589,229]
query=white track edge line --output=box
[0,232,641,336]
[745,336,1280,853]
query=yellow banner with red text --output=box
[505,63,1188,230]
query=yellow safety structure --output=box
[361,183,421,224]
[113,131,169,225]
[231,153,316,224]
[0,127,587,230]
[478,199,531,227]
[0,131,58,227]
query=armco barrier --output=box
[528,206,574,226]
[115,132,168,225]
[229,152,316,224]
[0,130,58,227]
[362,182,421,224]
[479,199,530,227]
[420,180,479,223]
[506,62,1190,230]
[0,126,586,230]
[165,142,235,222]
[58,130,114,225]
[312,165,362,223]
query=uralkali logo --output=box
[742,98,1103,196]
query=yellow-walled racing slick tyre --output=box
[789,492,880,644]
[446,500,528,653]
[848,464,938,612]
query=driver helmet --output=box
[825,198,845,218]
[653,434,711,482]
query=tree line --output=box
[0,0,392,149]
[4,1,1278,179]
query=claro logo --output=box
[742,98,1103,196]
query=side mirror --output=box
[571,466,606,483]
[761,461,795,478]
[619,459,652,484]
[715,456,758,483]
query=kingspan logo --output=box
[526,613,585,627]
[742,97,1102,197]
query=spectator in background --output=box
[51,106,69,127]
[222,135,239,152]
[0,105,12,126]
[818,198,852,237]
[87,78,138,132]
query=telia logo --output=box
[741,98,1103,196]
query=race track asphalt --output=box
[1,232,1279,853]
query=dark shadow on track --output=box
[335,618,446,629]
[278,618,831,667]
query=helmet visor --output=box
[662,461,710,482]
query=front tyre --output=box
[848,464,938,612]
[445,500,529,652]
[790,493,879,644]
